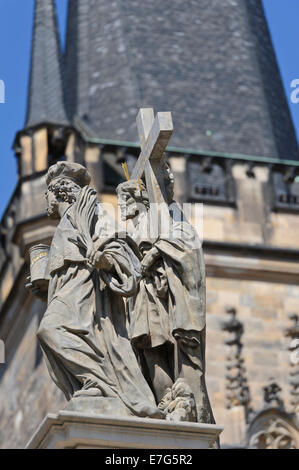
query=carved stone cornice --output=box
[247,408,299,449]
[270,165,299,213]
[186,155,235,206]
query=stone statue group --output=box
[27,121,215,426]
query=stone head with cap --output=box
[116,161,174,222]
[116,179,149,222]
[45,162,91,219]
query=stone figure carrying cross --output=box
[117,108,216,426]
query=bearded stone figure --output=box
[27,161,163,420]
[117,167,215,425]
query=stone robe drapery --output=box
[127,202,215,423]
[37,200,161,419]
[128,202,206,356]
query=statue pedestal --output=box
[26,411,223,449]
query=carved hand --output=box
[141,246,160,275]
[87,250,114,271]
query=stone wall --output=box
[0,276,65,449]
[205,277,294,446]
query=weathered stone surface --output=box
[28,162,163,421]
[247,408,299,449]
[205,276,297,431]
[64,397,130,417]
[117,166,215,425]
[0,292,66,449]
[26,411,223,449]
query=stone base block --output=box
[64,396,130,417]
[26,411,223,449]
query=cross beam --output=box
[131,108,173,206]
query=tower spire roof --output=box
[64,0,298,160]
[25,0,69,130]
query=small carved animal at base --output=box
[158,378,198,422]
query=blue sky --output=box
[0,0,68,217]
[0,0,299,217]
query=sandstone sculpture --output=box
[27,161,163,419]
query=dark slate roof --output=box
[25,0,69,129]
[63,0,298,160]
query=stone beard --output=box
[31,162,163,419]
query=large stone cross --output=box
[131,108,173,208]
